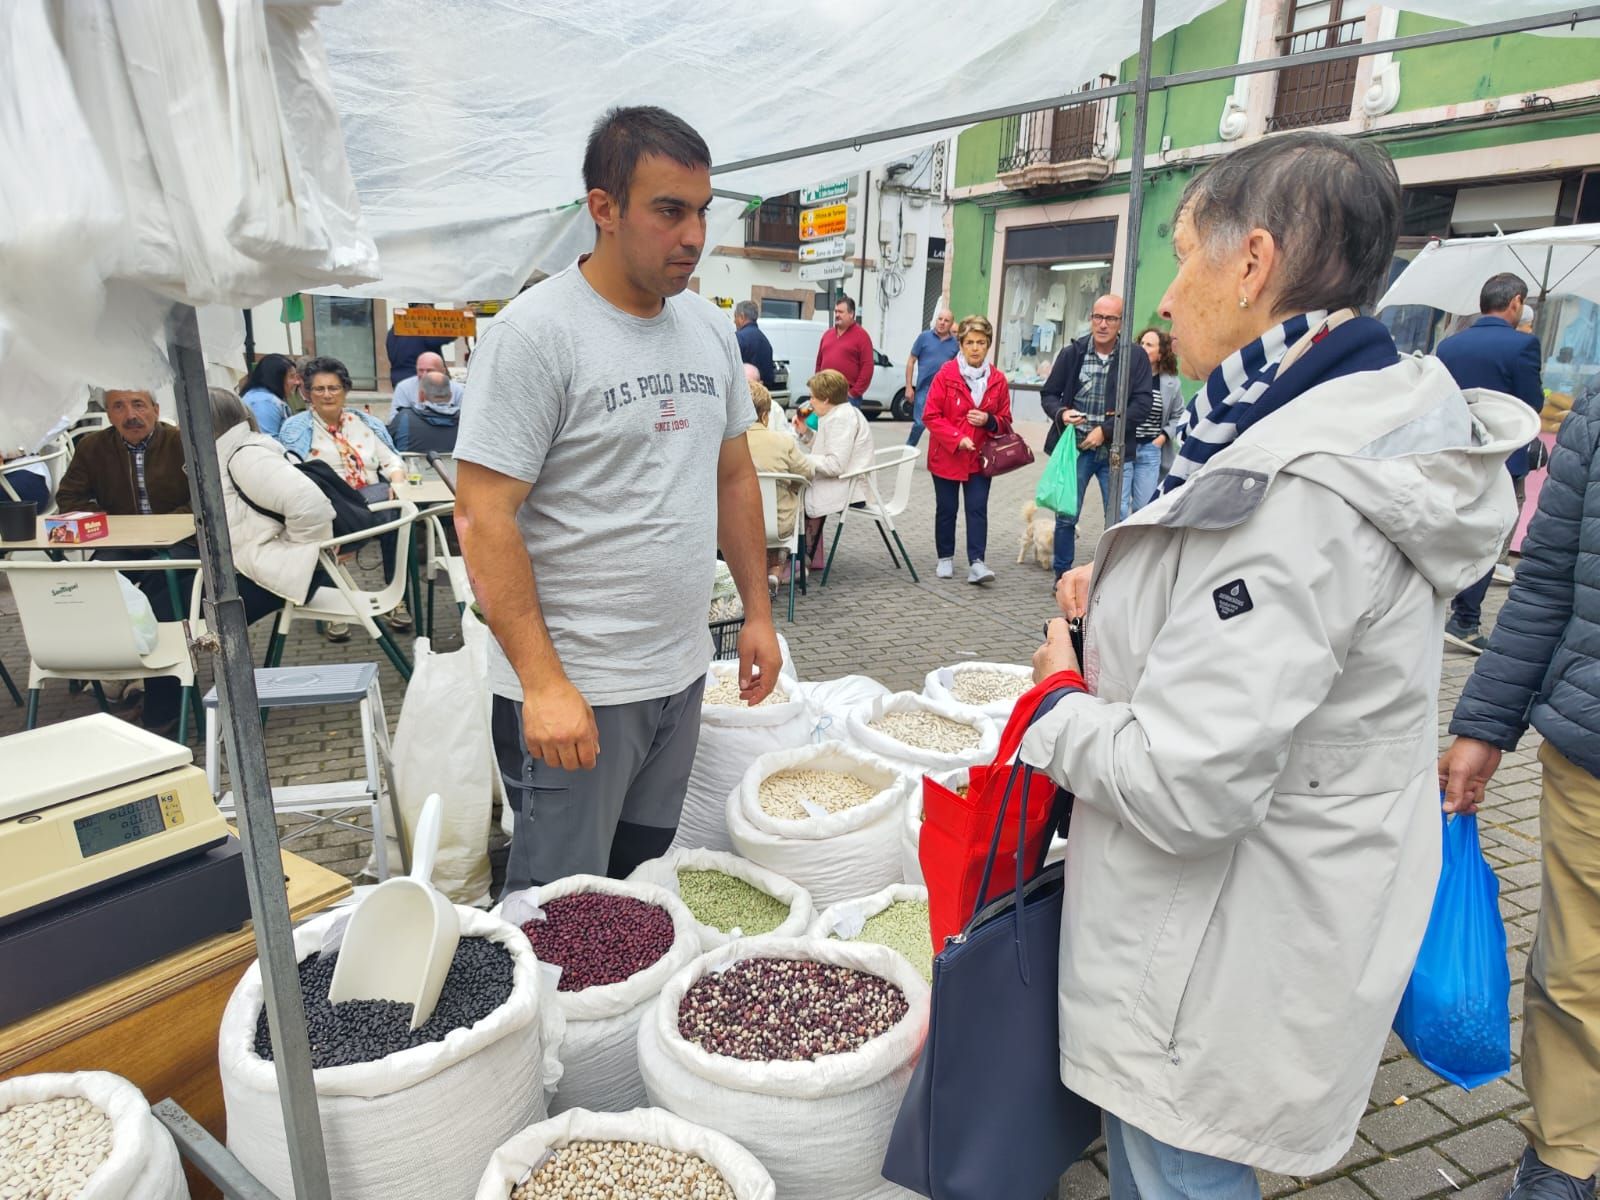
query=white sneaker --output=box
[936,558,954,579]
[387,601,414,632]
[967,560,996,585]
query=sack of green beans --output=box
[901,767,1066,887]
[637,936,929,1200]
[811,884,934,983]
[219,905,562,1200]
[473,1106,775,1200]
[845,692,1000,777]
[921,661,1035,722]
[0,1071,187,1200]
[628,848,815,951]
[727,744,910,908]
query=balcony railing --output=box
[745,195,802,248]
[997,75,1117,189]
[1268,15,1364,131]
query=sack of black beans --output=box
[219,905,561,1200]
[473,1106,775,1200]
[811,884,934,984]
[0,1071,187,1200]
[672,659,813,854]
[846,692,999,777]
[727,744,910,908]
[921,661,1035,722]
[629,848,815,951]
[637,936,929,1200]
[901,767,1065,887]
[503,875,701,1116]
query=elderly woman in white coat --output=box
[1028,132,1540,1197]
[795,367,873,573]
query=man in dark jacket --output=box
[56,390,190,516]
[1439,383,1600,1200]
[733,301,776,389]
[1040,294,1153,578]
[1436,272,1545,652]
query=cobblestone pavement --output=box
[0,418,1553,1200]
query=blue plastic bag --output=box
[1392,811,1511,1089]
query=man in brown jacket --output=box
[56,390,190,516]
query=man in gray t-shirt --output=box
[455,106,780,893]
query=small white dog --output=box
[1017,501,1055,569]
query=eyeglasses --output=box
[1090,314,1122,324]
[308,386,345,397]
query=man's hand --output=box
[1081,427,1105,451]
[1154,434,1167,448]
[1061,408,1086,427]
[1439,737,1504,815]
[737,616,783,705]
[1055,564,1092,619]
[524,678,599,771]
[1034,618,1082,682]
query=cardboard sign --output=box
[392,308,476,338]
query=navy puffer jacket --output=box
[1450,382,1600,775]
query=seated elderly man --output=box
[56,389,189,516]
[390,352,464,414]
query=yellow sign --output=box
[392,308,477,338]
[468,299,508,316]
[799,204,852,241]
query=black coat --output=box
[1040,336,1154,455]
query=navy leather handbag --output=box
[882,744,1101,1199]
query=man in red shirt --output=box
[814,296,874,405]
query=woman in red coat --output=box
[923,314,1012,584]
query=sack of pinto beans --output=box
[0,1071,188,1200]
[219,906,560,1200]
[503,875,700,1115]
[727,744,910,908]
[628,848,815,952]
[811,884,935,984]
[638,936,930,1200]
[901,766,1066,887]
[473,1106,775,1200]
[672,658,815,853]
[921,661,1035,723]
[845,692,999,778]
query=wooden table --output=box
[0,847,350,1199]
[2,513,196,552]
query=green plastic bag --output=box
[1035,440,1080,517]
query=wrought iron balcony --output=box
[997,76,1117,190]
[1268,15,1364,131]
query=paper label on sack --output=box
[799,798,830,821]
[537,959,563,995]
[831,909,867,939]
[501,889,546,927]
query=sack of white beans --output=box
[810,884,934,983]
[672,658,813,854]
[502,876,701,1116]
[921,661,1034,722]
[845,692,999,777]
[792,673,891,741]
[0,1071,187,1200]
[638,936,928,1200]
[220,906,560,1200]
[901,767,1066,886]
[628,848,814,952]
[473,1106,775,1200]
[727,744,909,907]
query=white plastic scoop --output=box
[328,793,460,1030]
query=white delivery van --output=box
[758,317,910,421]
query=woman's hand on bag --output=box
[1438,737,1503,815]
[1055,565,1092,619]
[524,677,600,771]
[1033,618,1081,682]
[958,437,976,452]
[966,409,988,427]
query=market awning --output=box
[1377,223,1600,313]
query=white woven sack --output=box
[474,1107,775,1200]
[0,1071,187,1200]
[638,936,929,1200]
[845,692,1000,776]
[793,674,891,742]
[922,661,1034,722]
[728,744,909,908]
[220,906,560,1200]
[628,848,815,951]
[512,875,701,1116]
[810,883,930,940]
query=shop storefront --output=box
[990,215,1118,387]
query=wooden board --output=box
[3,513,196,552]
[391,307,476,338]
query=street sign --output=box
[798,237,855,262]
[799,259,851,282]
[392,308,476,338]
[800,178,858,206]
[799,204,854,241]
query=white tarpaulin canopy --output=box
[1377,223,1600,313]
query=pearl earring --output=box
[1238,297,1250,309]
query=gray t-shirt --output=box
[455,261,751,705]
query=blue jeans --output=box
[1105,1114,1261,1200]
[932,473,991,562]
[1450,472,1525,631]
[1052,445,1113,577]
[1121,441,1163,518]
[906,387,931,446]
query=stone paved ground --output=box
[0,417,1552,1200]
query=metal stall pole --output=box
[1107,0,1158,523]
[166,304,333,1200]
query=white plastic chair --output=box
[821,445,921,584]
[1,439,70,512]
[756,471,809,622]
[0,559,205,739]
[264,500,421,680]
[420,501,473,637]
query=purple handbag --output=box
[976,422,1034,477]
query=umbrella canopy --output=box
[1377,224,1600,314]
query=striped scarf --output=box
[1160,310,1328,495]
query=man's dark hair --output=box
[835,295,857,315]
[1175,131,1402,314]
[582,106,711,213]
[1479,272,1528,315]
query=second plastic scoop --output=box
[327,793,459,1030]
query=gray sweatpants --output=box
[491,676,705,896]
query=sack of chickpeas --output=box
[473,1106,775,1200]
[220,906,561,1200]
[501,875,701,1116]
[628,848,815,952]
[922,661,1035,723]
[901,767,1066,887]
[727,744,910,908]
[672,659,815,853]
[0,1071,187,1200]
[810,884,934,984]
[845,692,999,777]
[638,936,929,1200]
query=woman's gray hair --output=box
[208,386,257,437]
[1176,131,1401,314]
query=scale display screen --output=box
[74,794,166,859]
